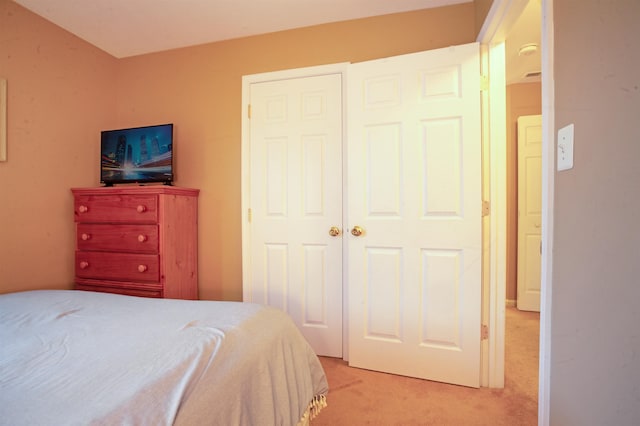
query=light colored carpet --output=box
[314,307,540,425]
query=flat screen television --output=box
[100,123,173,186]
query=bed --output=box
[0,290,328,425]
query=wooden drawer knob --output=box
[137,264,148,273]
[81,233,91,241]
[79,261,89,269]
[78,205,88,213]
[136,205,147,213]
[137,234,147,243]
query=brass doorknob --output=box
[329,226,341,237]
[351,226,364,237]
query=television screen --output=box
[100,123,173,186]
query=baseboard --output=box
[505,299,516,308]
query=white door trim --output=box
[489,41,507,389]
[478,0,554,422]
[538,1,555,423]
[475,0,526,388]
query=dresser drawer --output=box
[76,251,160,282]
[77,224,158,253]
[75,282,162,298]
[75,194,158,223]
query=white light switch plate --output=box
[557,124,574,171]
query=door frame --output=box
[239,22,556,392]
[240,62,350,352]
[242,50,503,384]
[478,0,554,422]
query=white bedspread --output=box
[0,290,328,425]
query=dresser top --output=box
[71,186,199,197]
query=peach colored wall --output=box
[0,1,475,300]
[0,0,118,294]
[505,82,541,302]
[115,3,476,301]
[474,0,494,35]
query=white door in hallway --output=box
[245,73,343,357]
[517,114,542,312]
[347,43,483,387]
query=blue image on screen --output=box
[101,124,173,184]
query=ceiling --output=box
[504,0,542,85]
[13,0,471,58]
[13,0,540,85]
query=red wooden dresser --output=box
[72,186,199,299]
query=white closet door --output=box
[347,43,483,387]
[247,73,343,357]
